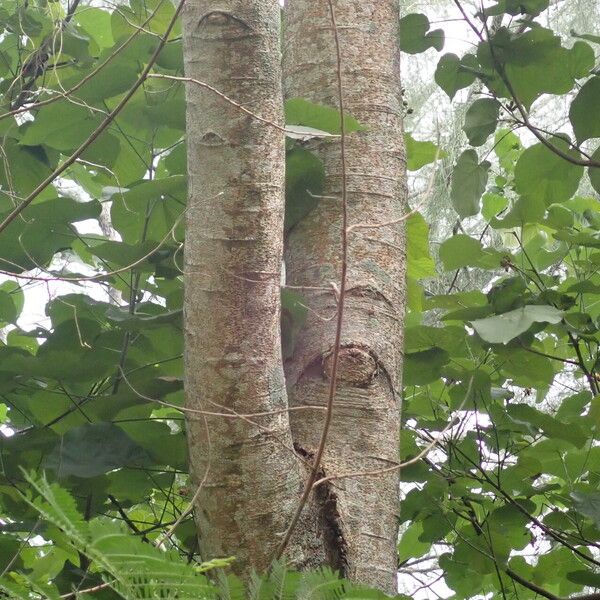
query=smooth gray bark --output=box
[182,1,300,575]
[283,1,408,593]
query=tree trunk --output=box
[182,0,407,590]
[283,1,407,593]
[181,1,299,575]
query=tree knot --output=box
[322,344,378,387]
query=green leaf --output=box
[439,235,505,271]
[571,490,600,528]
[0,281,23,324]
[398,522,431,560]
[281,289,308,360]
[0,141,55,205]
[570,76,600,143]
[20,102,102,151]
[471,305,563,344]
[489,277,528,313]
[492,194,545,228]
[451,150,490,218]
[60,25,91,61]
[591,149,600,196]
[494,128,522,171]
[90,240,166,270]
[399,13,444,54]
[439,235,483,271]
[405,324,469,355]
[496,346,555,389]
[0,197,101,273]
[112,0,179,41]
[407,212,436,279]
[406,277,424,312]
[404,347,449,385]
[546,203,574,229]
[111,175,186,244]
[404,133,447,171]
[507,404,587,447]
[425,290,487,311]
[486,504,531,554]
[106,470,169,504]
[74,7,114,49]
[482,192,509,221]
[514,138,584,205]
[118,420,186,468]
[483,0,549,16]
[556,391,591,420]
[45,422,151,478]
[285,147,325,233]
[567,569,600,587]
[463,99,500,147]
[75,56,141,103]
[435,53,479,100]
[285,98,361,135]
[479,28,594,108]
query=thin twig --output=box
[117,365,326,419]
[117,366,312,468]
[149,74,288,133]
[60,581,112,599]
[0,1,164,122]
[0,0,187,235]
[506,567,600,600]
[149,74,341,139]
[10,0,83,109]
[154,411,211,549]
[0,214,183,283]
[312,378,473,487]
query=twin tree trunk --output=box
[182,0,407,594]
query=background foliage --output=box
[1,0,600,598]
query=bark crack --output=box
[294,444,349,577]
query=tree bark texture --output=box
[181,1,300,575]
[283,1,407,593]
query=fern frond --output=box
[269,561,290,600]
[0,571,61,600]
[0,577,39,600]
[15,474,400,600]
[297,567,346,600]
[19,473,219,600]
[197,557,237,574]
[20,471,89,550]
[217,571,246,600]
[248,569,268,600]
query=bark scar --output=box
[195,11,254,40]
[294,444,349,577]
[199,131,225,146]
[317,477,349,577]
